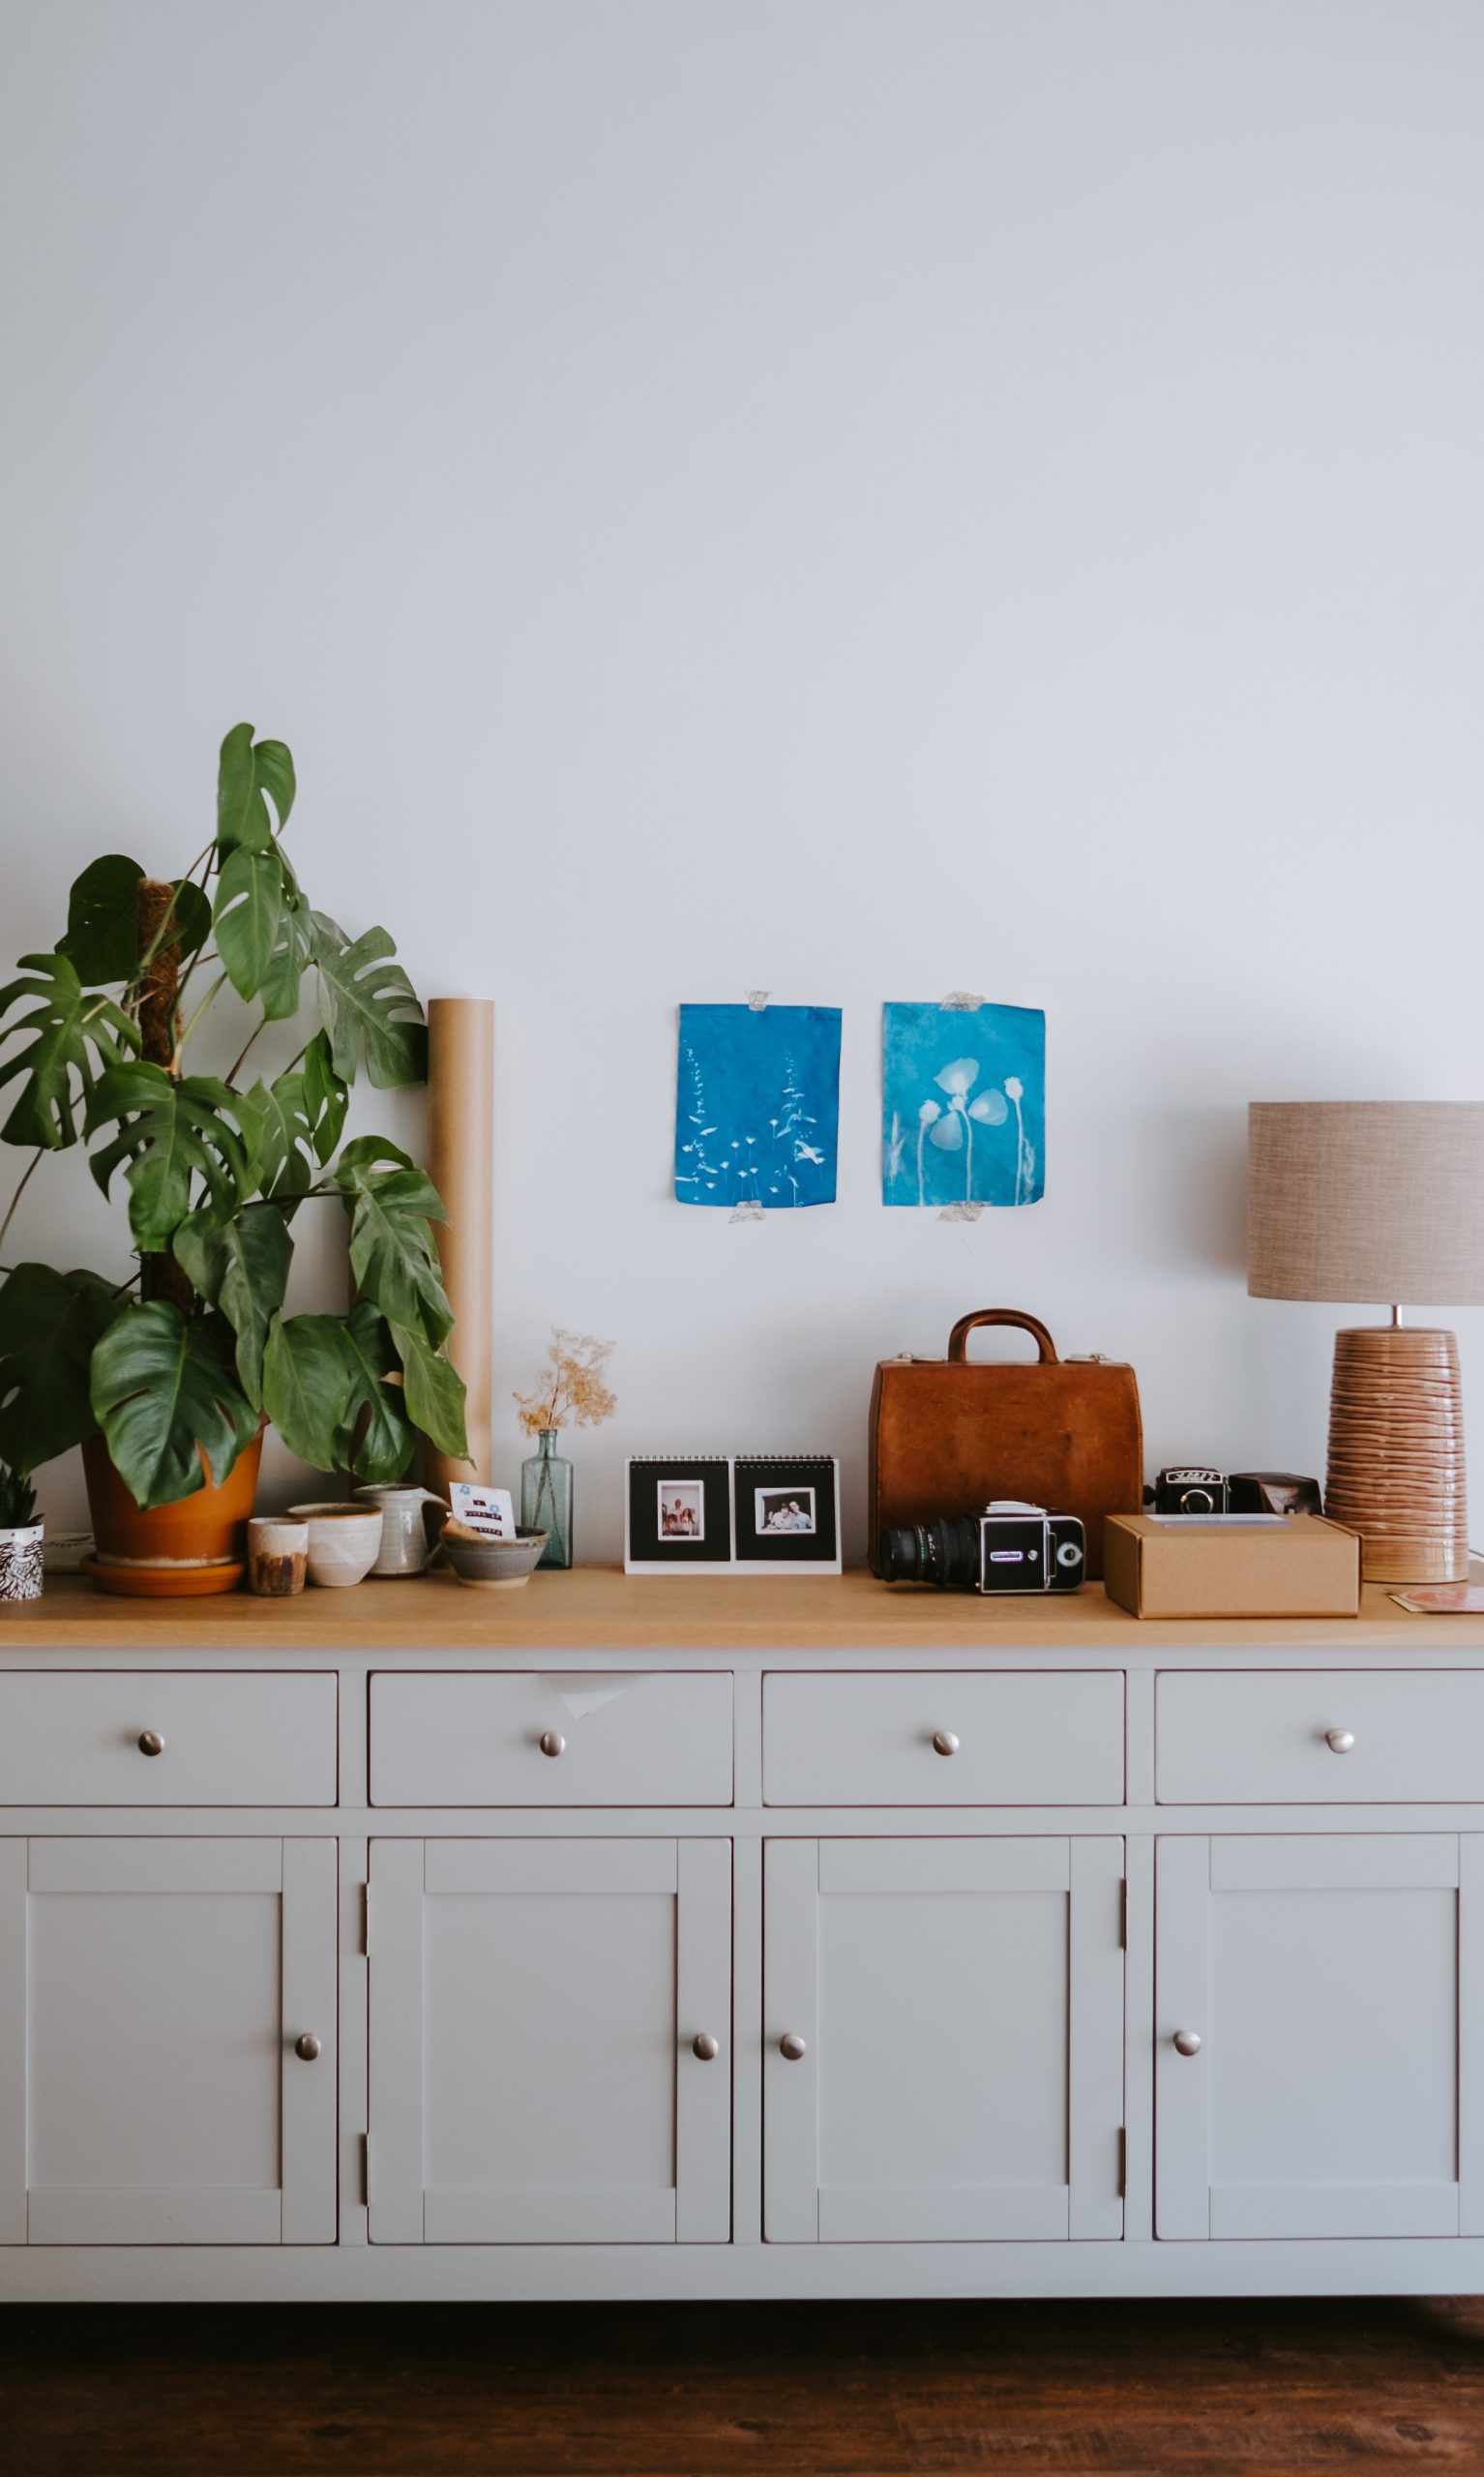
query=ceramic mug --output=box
[353,1484,445,1577]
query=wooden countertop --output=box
[0,1567,1476,1653]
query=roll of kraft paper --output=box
[426,997,494,1500]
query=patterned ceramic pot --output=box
[0,1523,44,1601]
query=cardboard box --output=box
[1102,1512,1359,1620]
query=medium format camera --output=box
[1146,1465,1230,1514]
[879,1500,1085,1595]
[1145,1467,1323,1517]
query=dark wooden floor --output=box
[2,2296,1482,2477]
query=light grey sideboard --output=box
[3,1568,1483,2302]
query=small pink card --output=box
[1391,1586,1484,1615]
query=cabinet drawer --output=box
[1157,1670,1484,1803]
[0,1671,338,1806]
[370,1672,734,1806]
[762,1672,1124,1806]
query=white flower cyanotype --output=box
[881,1002,1045,1208]
[676,1004,842,1209]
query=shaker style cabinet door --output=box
[0,1838,337,2245]
[367,1838,731,2243]
[1156,1835,1484,2240]
[763,1837,1125,2243]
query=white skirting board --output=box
[5,2238,1484,2305]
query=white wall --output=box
[2,0,1482,1564]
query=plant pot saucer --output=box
[81,1554,246,1598]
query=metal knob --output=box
[1172,2029,1202,2058]
[931,1729,960,1758]
[692,2033,719,2062]
[779,2033,808,2062]
[1325,1727,1355,1754]
[136,1730,164,1757]
[538,1730,566,1758]
[294,2033,322,2062]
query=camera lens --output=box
[878,1525,922,1582]
[1180,1487,1215,1512]
[1056,1537,1083,1568]
[878,1518,982,1590]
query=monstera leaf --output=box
[262,1302,416,1482]
[86,1063,248,1250]
[172,1201,292,1405]
[300,1030,349,1159]
[0,1264,121,1474]
[59,859,211,987]
[90,1301,259,1508]
[339,1303,421,1479]
[0,953,139,1149]
[216,723,296,854]
[256,881,314,1022]
[312,914,426,1089]
[58,855,144,984]
[235,1035,347,1202]
[335,1137,452,1343]
[213,845,286,1001]
[390,1318,468,1462]
[260,1313,345,1473]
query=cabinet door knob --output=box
[136,1730,164,1757]
[1324,1727,1355,1753]
[538,1729,566,1758]
[779,2033,808,2062]
[1172,2029,1202,2058]
[931,1729,960,1757]
[692,2032,719,2062]
[294,2033,322,2063]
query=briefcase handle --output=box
[947,1309,1059,1365]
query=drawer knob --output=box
[779,2033,808,2062]
[294,2033,322,2063]
[538,1730,566,1758]
[1172,2029,1202,2058]
[1325,1727,1355,1754]
[692,2032,720,2062]
[136,1730,165,1757]
[931,1729,960,1758]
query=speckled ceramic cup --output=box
[247,1517,309,1597]
[287,1503,383,1589]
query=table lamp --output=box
[1248,1101,1484,1584]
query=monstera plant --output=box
[0,724,468,1521]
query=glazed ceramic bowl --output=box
[441,1527,548,1591]
[287,1502,384,1589]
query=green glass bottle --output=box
[520,1427,573,1569]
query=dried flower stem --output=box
[515,1328,617,1437]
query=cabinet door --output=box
[0,1838,337,2245]
[368,1838,731,2243]
[764,1837,1125,2243]
[1156,1835,1484,2239]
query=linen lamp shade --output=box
[1249,1103,1484,1307]
[1247,1102,1484,1584]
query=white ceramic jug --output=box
[353,1485,445,1576]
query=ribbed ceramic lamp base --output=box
[1323,1326,1469,1585]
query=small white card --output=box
[448,1483,516,1540]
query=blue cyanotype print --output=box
[675,1004,841,1209]
[881,1001,1045,1208]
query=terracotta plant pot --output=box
[82,1429,264,1594]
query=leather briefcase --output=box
[869,1309,1143,1580]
